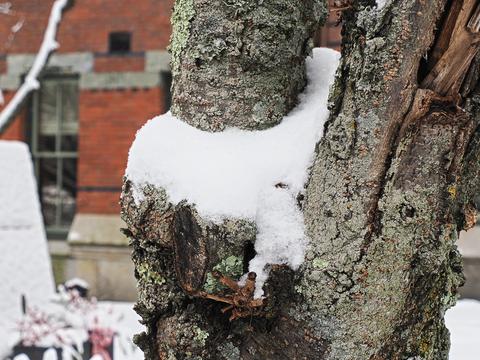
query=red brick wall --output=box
[0,91,26,141]
[0,0,173,55]
[77,192,122,215]
[0,58,6,74]
[0,1,173,216]
[77,87,165,213]
[316,0,343,51]
[94,56,145,73]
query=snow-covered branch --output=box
[0,0,73,134]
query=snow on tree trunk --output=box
[121,0,480,359]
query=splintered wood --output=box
[197,272,266,321]
[422,0,480,97]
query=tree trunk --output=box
[121,0,480,359]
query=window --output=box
[29,75,79,239]
[109,32,131,53]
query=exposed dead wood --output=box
[173,205,209,294]
[396,89,457,141]
[468,4,480,31]
[196,272,266,321]
[427,0,465,71]
[422,0,480,96]
[365,0,480,245]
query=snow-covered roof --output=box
[0,141,55,357]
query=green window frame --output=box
[30,74,79,239]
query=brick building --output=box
[0,0,342,300]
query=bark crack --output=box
[362,0,480,258]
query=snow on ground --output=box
[0,141,55,358]
[446,299,480,360]
[126,48,340,295]
[6,300,144,360]
[3,297,480,359]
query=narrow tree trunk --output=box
[169,0,325,131]
[121,0,480,359]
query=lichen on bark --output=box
[299,1,480,359]
[170,0,328,131]
[121,0,480,359]
[169,0,195,76]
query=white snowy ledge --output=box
[126,47,340,297]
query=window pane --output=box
[109,32,131,53]
[60,135,78,152]
[31,75,79,238]
[39,158,58,227]
[61,80,78,135]
[38,135,56,152]
[60,158,77,227]
[39,80,58,136]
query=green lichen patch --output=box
[137,263,166,285]
[169,0,195,75]
[204,255,243,293]
[192,325,209,347]
[312,258,329,270]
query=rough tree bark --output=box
[121,0,480,359]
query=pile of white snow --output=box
[376,0,388,9]
[247,187,308,296]
[126,48,340,296]
[126,48,339,220]
[0,141,55,358]
[445,299,480,360]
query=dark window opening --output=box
[29,74,79,240]
[109,32,131,54]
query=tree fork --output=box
[121,0,480,359]
[121,1,329,358]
